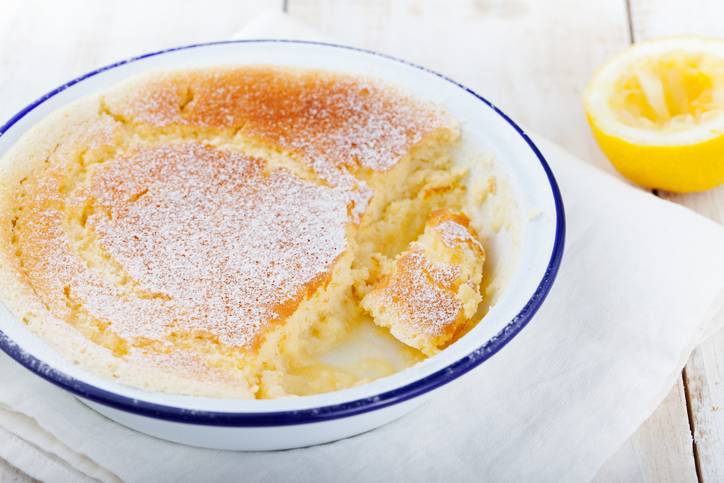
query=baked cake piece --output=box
[0,66,471,398]
[361,210,485,355]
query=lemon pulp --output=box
[585,37,724,192]
[612,52,724,130]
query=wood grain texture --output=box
[630,1,724,481]
[0,0,279,122]
[0,458,35,483]
[288,2,698,481]
[665,186,724,483]
[594,382,697,483]
[683,340,724,483]
[629,0,724,40]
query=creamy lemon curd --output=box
[0,67,508,398]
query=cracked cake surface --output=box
[0,66,492,398]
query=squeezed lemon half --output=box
[584,37,724,192]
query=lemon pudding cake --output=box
[362,210,485,356]
[0,66,502,398]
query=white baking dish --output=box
[0,40,564,450]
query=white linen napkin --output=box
[1,11,723,483]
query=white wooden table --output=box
[0,1,722,481]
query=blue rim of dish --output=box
[0,39,565,427]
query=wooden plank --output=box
[594,382,697,483]
[629,0,724,40]
[289,1,699,480]
[683,343,724,483]
[0,0,280,122]
[0,458,35,483]
[664,185,724,483]
[630,1,724,481]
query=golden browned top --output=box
[15,140,350,352]
[5,66,453,366]
[104,66,450,216]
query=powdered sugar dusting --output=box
[434,220,484,251]
[10,66,463,394]
[79,142,349,347]
[379,248,462,336]
[107,67,452,217]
